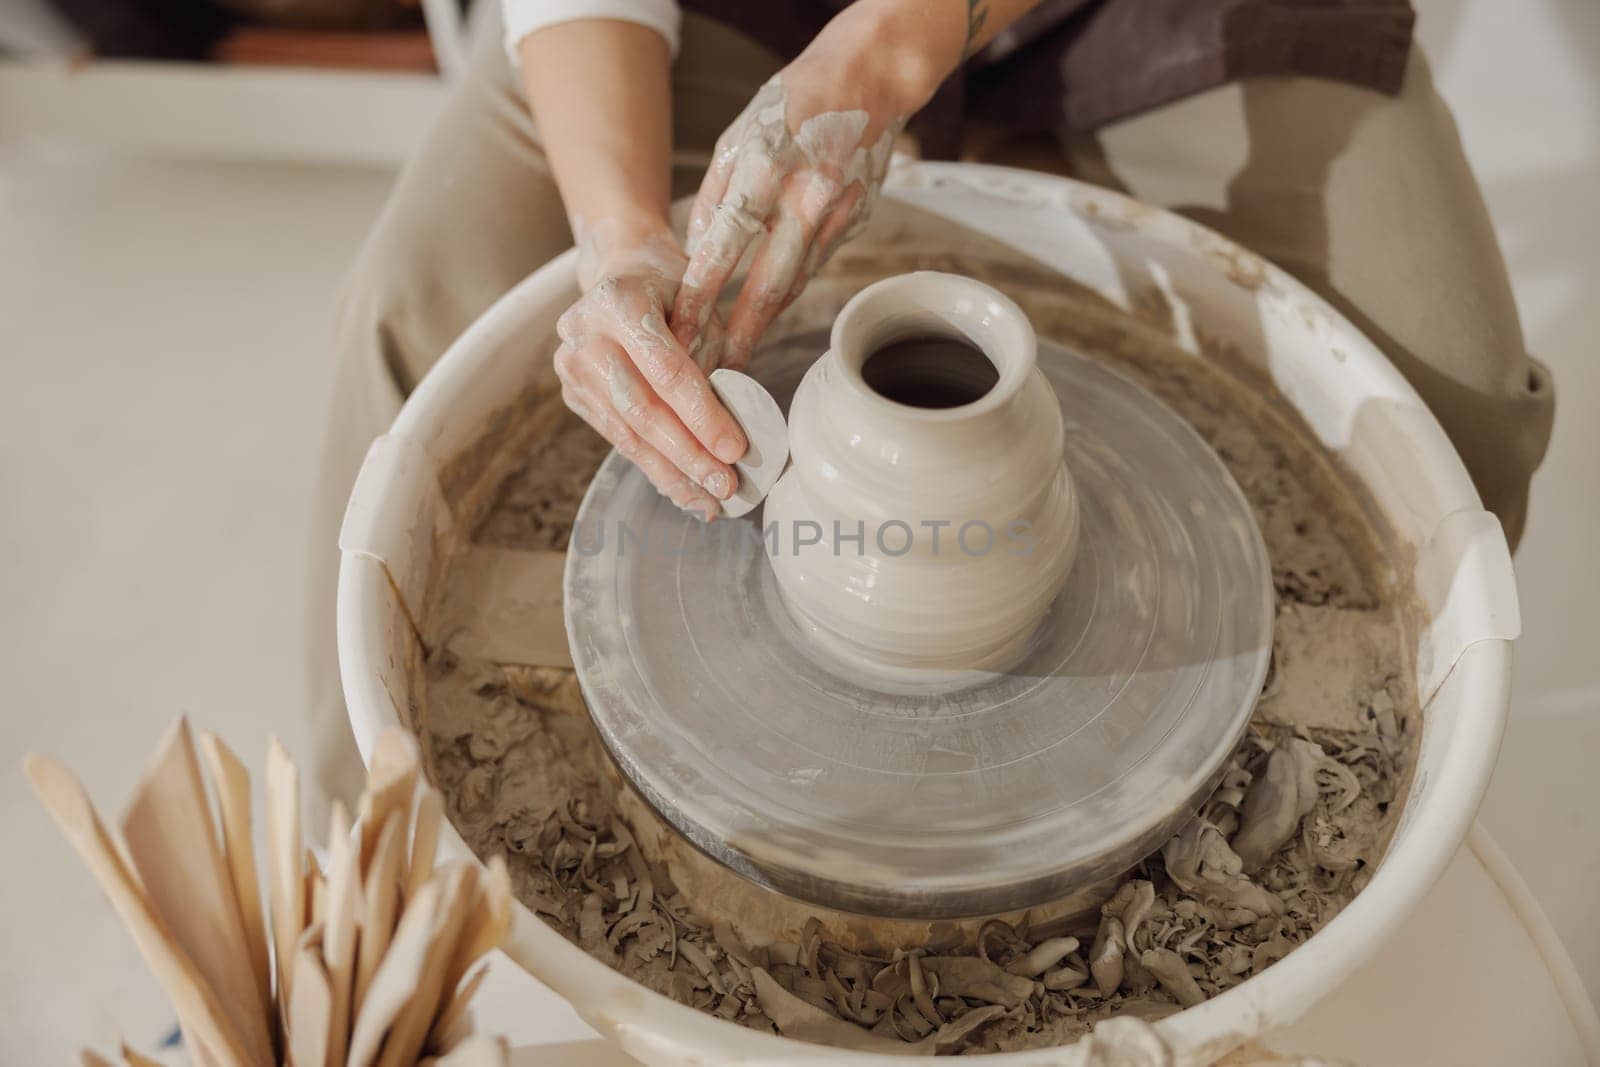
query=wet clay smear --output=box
[419,253,1417,1054]
[470,418,611,551]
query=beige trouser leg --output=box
[977,50,1553,547]
[305,15,781,813]
[1048,51,1552,548]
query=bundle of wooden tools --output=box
[27,720,512,1067]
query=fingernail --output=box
[713,434,746,464]
[702,470,733,499]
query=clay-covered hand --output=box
[669,49,910,368]
[555,221,745,520]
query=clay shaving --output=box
[418,234,1418,1056]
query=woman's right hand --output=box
[554,217,747,521]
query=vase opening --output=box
[860,333,1000,410]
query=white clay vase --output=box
[763,271,1080,676]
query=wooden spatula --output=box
[286,924,331,1067]
[375,862,478,1067]
[355,811,405,1017]
[406,789,443,902]
[360,733,419,874]
[120,719,273,1066]
[197,730,275,1049]
[348,879,441,1067]
[267,737,305,1014]
[322,802,362,1067]
[442,857,511,996]
[26,754,251,1067]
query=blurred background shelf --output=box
[0,59,446,164]
[0,0,470,162]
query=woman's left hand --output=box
[669,7,944,367]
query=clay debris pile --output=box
[427,653,1407,1055]
[472,424,611,551]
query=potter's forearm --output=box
[801,0,1047,115]
[525,22,745,519]
[517,20,674,282]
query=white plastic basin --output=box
[337,162,1521,1066]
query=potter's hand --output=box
[669,0,1056,366]
[555,221,746,521]
[669,15,931,368]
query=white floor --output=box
[1416,0,1600,1001]
[0,148,395,1059]
[1,1,1596,1063]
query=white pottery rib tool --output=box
[708,368,788,518]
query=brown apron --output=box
[685,0,1415,157]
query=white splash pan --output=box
[337,162,1521,1065]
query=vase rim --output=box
[830,271,1037,423]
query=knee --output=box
[1468,357,1555,550]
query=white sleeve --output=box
[501,0,683,63]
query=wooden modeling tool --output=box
[30,723,511,1067]
[26,754,252,1066]
[120,719,275,1066]
[199,730,275,1048]
[266,737,304,1015]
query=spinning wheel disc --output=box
[565,331,1272,918]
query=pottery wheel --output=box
[565,330,1272,919]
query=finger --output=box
[723,173,836,366]
[721,213,811,369]
[562,376,721,522]
[687,134,738,254]
[689,78,784,252]
[670,150,783,348]
[796,182,866,298]
[689,310,728,372]
[620,301,747,464]
[598,338,738,501]
[560,345,697,506]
